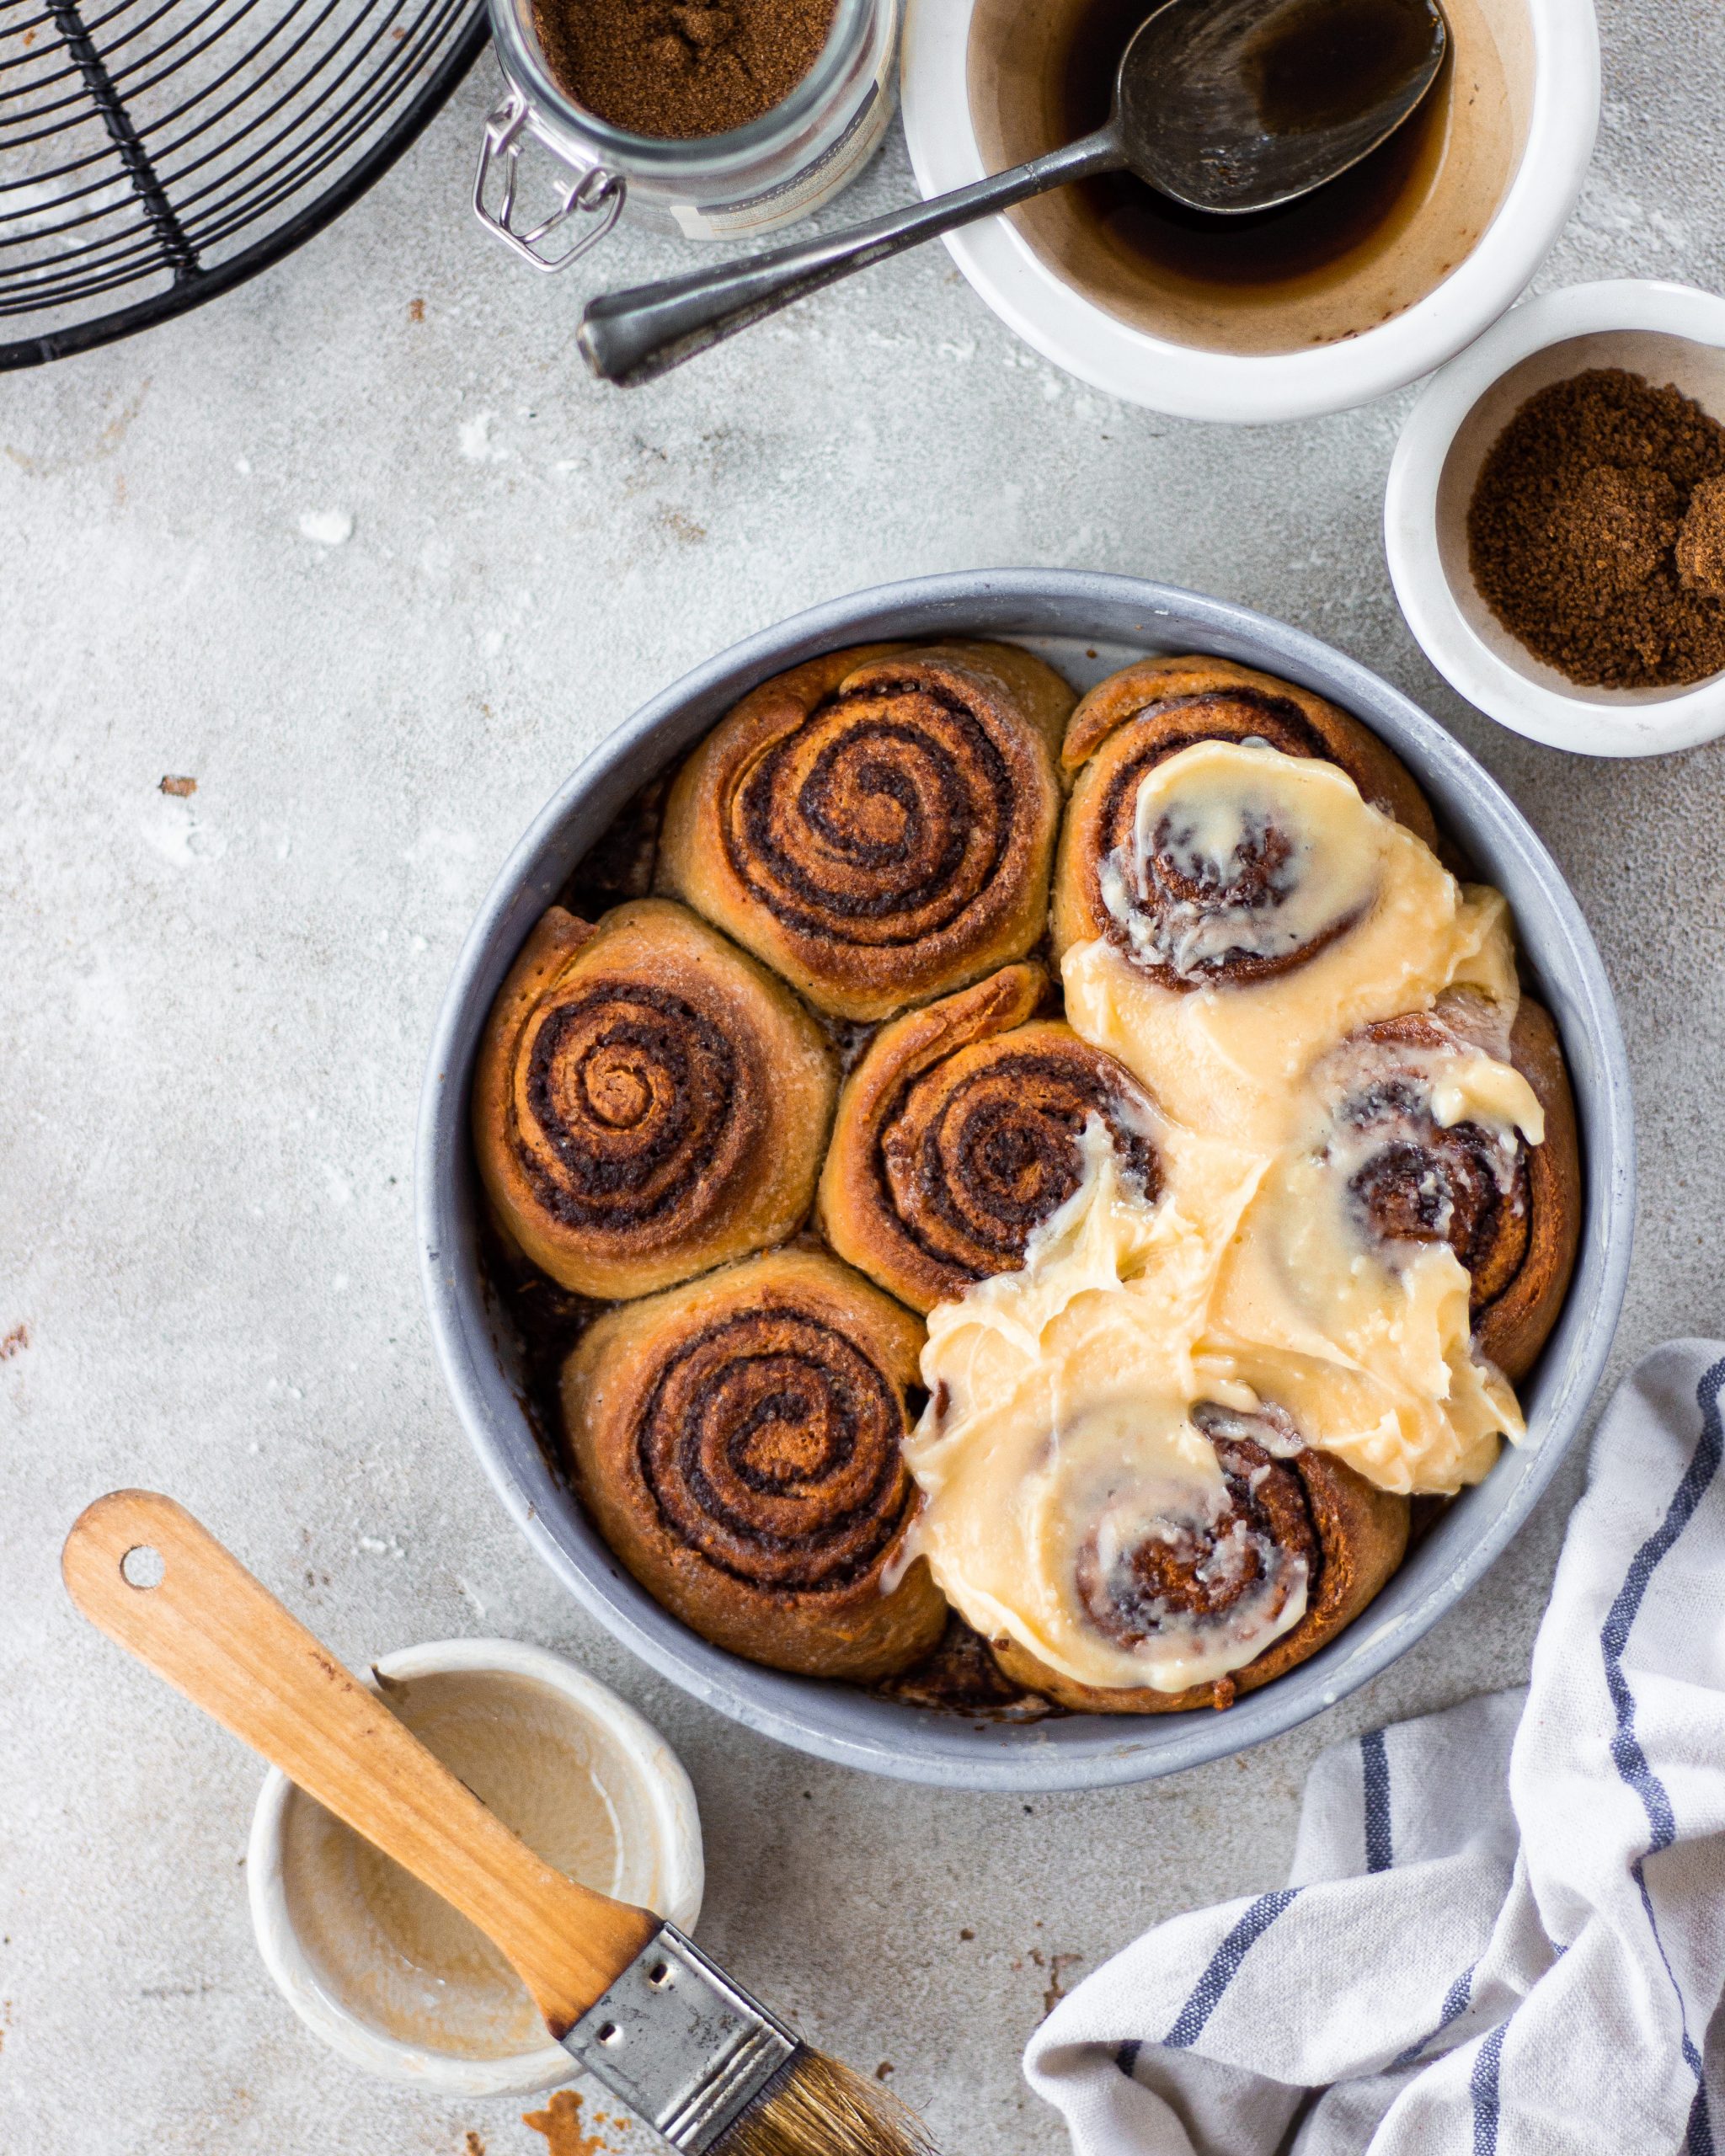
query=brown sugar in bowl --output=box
[1387,278,1725,755]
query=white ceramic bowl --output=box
[899,0,1598,422]
[248,1638,702,2097]
[1386,278,1725,755]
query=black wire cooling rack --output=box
[1,0,489,369]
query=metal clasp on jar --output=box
[473,89,627,272]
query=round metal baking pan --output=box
[417,569,1634,1791]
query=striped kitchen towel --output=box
[1023,1339,1725,2156]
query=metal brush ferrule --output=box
[562,1922,796,2155]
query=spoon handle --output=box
[578,128,1123,387]
[62,1490,659,2036]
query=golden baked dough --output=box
[658,641,1074,1021]
[562,1248,948,1680]
[472,899,836,1299]
[817,961,1162,1313]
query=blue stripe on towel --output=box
[1115,2040,1141,2080]
[1361,1727,1393,1872]
[1599,1357,1725,2156]
[1163,1890,1300,2049]
[1469,2022,1505,2154]
[1391,1961,1476,2071]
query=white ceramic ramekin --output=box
[1386,278,1725,756]
[899,0,1598,422]
[248,1637,702,2096]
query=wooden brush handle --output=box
[62,1490,658,2036]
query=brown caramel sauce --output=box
[1059,0,1447,292]
[969,0,1527,355]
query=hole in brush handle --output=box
[120,1544,164,1589]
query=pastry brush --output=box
[63,1491,936,2156]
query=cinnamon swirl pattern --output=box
[657,641,1075,1022]
[988,1402,1409,1715]
[1322,994,1580,1385]
[818,962,1162,1313]
[473,899,836,1300]
[561,1249,946,1680]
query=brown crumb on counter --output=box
[1042,1952,1083,2020]
[1,1324,28,1358]
[159,774,197,798]
[523,2090,611,2156]
[463,2134,486,2156]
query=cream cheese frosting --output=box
[903,1123,1302,1694]
[900,738,1552,1695]
[1064,741,1521,1151]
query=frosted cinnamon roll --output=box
[1317,992,1580,1384]
[903,1123,1327,1710]
[986,1401,1408,1714]
[1204,990,1570,1494]
[473,899,836,1301]
[562,1249,947,1680]
[1057,653,1437,844]
[657,641,1074,1022]
[817,962,1162,1313]
[1056,738,1523,1150]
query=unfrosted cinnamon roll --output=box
[657,641,1075,1022]
[1325,992,1580,1382]
[817,962,1162,1313]
[561,1248,947,1680]
[473,899,836,1301]
[989,1400,1409,1715]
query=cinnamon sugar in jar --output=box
[535,0,839,141]
[476,0,898,260]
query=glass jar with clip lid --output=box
[475,0,900,270]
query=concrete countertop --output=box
[6,3,1724,2150]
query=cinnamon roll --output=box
[472,899,836,1301]
[987,1401,1409,1714]
[1056,656,1437,904]
[657,641,1075,1022]
[1056,734,1524,1150]
[817,961,1163,1313]
[1202,988,1569,1495]
[1054,655,1438,979]
[1320,991,1580,1383]
[561,1248,947,1680]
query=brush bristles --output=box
[714,2045,939,2156]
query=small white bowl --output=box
[1386,278,1725,756]
[248,1638,702,2097]
[900,0,1598,423]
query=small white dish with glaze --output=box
[248,1636,702,2096]
[899,0,1597,422]
[1386,278,1725,756]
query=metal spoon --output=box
[577,0,1447,386]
